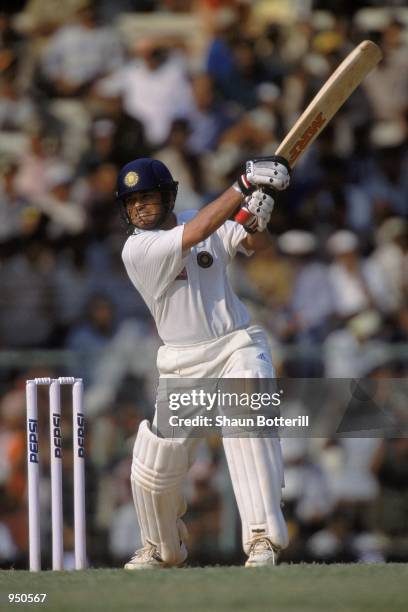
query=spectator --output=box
[156,118,204,210]
[65,294,117,384]
[188,73,235,154]
[370,217,408,313]
[32,164,86,239]
[362,121,408,220]
[277,230,333,343]
[14,126,60,201]
[39,0,123,98]
[97,36,196,148]
[0,159,28,240]
[327,230,388,320]
[363,20,408,121]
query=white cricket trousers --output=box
[153,325,289,552]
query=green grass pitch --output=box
[1,564,407,612]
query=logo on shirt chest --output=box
[197,251,213,268]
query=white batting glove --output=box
[234,156,291,196]
[247,157,290,191]
[244,189,275,232]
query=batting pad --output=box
[223,436,288,554]
[131,420,189,565]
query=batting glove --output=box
[243,189,275,232]
[234,155,291,197]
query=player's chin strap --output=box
[132,205,169,231]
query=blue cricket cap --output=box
[116,158,178,200]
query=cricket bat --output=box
[235,40,383,225]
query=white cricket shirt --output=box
[121,210,252,346]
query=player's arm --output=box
[182,187,242,251]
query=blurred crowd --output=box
[0,0,407,568]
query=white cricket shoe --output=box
[245,537,280,568]
[124,542,187,570]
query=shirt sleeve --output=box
[122,226,186,300]
[217,220,254,261]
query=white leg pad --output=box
[223,436,289,554]
[131,420,189,565]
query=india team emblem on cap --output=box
[124,171,139,187]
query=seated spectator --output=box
[241,240,294,313]
[327,230,388,320]
[205,7,238,87]
[324,438,381,506]
[362,121,408,220]
[110,111,150,169]
[0,71,36,131]
[84,319,159,417]
[32,164,86,239]
[370,217,407,313]
[14,126,61,201]
[0,159,28,241]
[76,118,116,175]
[38,0,123,98]
[78,161,120,240]
[281,436,334,525]
[324,309,388,378]
[314,155,373,232]
[97,36,196,148]
[188,73,235,154]
[247,82,282,150]
[205,5,265,110]
[277,230,334,344]
[363,19,408,121]
[65,293,117,384]
[156,119,204,211]
[219,36,270,109]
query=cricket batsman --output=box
[117,156,291,568]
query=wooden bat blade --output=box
[234,40,382,226]
[276,40,383,168]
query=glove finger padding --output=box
[245,190,275,231]
[246,156,291,192]
[250,172,290,191]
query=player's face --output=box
[125,190,164,229]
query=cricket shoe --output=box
[124,541,187,570]
[245,537,280,568]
